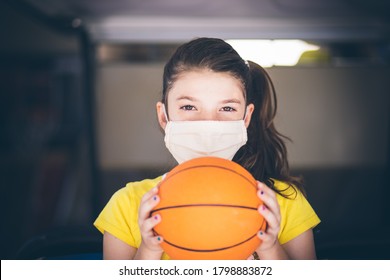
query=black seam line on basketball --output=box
[153,230,259,253]
[151,218,267,251]
[150,204,258,214]
[162,164,257,190]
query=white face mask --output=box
[163,107,248,164]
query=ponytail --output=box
[233,61,304,198]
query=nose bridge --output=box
[198,108,218,121]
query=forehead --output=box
[167,69,245,99]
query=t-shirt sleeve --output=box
[93,187,138,248]
[277,187,321,245]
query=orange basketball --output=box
[151,156,266,260]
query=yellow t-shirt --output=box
[94,176,320,259]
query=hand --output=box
[137,185,164,254]
[255,181,281,253]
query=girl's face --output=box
[157,70,254,129]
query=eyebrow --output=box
[176,95,197,102]
[221,98,242,104]
[175,96,242,104]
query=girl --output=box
[94,37,320,260]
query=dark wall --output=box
[0,1,96,259]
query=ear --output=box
[156,101,168,130]
[244,104,255,128]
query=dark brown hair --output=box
[162,37,304,197]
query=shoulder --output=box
[271,178,308,208]
[112,176,164,205]
[271,178,321,244]
[271,179,301,199]
[94,176,163,240]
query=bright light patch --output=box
[226,39,320,67]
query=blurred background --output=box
[0,0,389,260]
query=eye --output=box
[180,105,196,111]
[220,106,236,112]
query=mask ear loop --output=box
[243,89,249,121]
[243,106,248,121]
[243,63,251,121]
[162,104,170,122]
[243,76,249,121]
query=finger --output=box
[257,181,276,199]
[257,181,280,220]
[258,204,279,232]
[150,235,164,246]
[256,230,277,249]
[140,214,162,235]
[138,193,160,223]
[140,185,159,204]
[142,235,164,252]
[257,189,280,222]
[257,230,266,241]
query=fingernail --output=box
[157,236,161,241]
[154,215,159,220]
[259,231,264,236]
[261,205,266,211]
[260,190,264,195]
[153,196,158,201]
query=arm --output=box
[255,228,316,260]
[282,229,317,259]
[103,231,137,259]
[103,231,165,260]
[254,182,317,260]
[103,186,164,260]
